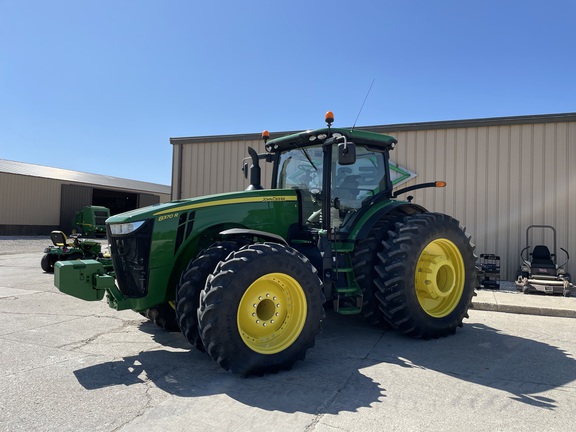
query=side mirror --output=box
[338,141,356,165]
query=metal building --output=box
[170,112,576,280]
[0,160,171,235]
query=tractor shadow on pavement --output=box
[73,311,576,413]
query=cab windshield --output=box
[277,144,388,227]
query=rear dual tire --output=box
[373,213,476,338]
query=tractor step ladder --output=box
[333,253,362,314]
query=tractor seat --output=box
[530,245,556,269]
[333,175,361,208]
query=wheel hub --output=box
[237,273,307,354]
[414,238,465,318]
[416,253,457,299]
[248,291,283,330]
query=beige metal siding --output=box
[0,173,61,225]
[387,121,576,280]
[173,117,576,280]
[139,193,161,207]
[1,172,171,235]
[174,138,271,199]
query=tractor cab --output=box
[245,112,398,233]
[245,111,444,236]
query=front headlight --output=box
[109,221,145,236]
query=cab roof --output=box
[264,127,398,153]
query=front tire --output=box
[143,303,180,332]
[198,243,324,376]
[374,213,476,338]
[175,240,247,352]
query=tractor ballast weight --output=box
[54,112,477,376]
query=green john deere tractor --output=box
[54,112,477,376]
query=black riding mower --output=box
[515,225,573,297]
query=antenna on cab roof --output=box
[351,78,375,131]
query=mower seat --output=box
[50,230,73,247]
[530,245,556,269]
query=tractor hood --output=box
[105,189,299,225]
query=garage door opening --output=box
[92,189,138,215]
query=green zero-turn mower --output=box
[54,112,477,376]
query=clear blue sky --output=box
[1,0,574,186]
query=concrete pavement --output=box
[472,282,576,319]
[2,240,576,431]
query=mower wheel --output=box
[374,213,477,338]
[198,242,324,376]
[41,254,57,273]
[175,240,248,352]
[143,303,180,332]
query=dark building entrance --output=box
[92,189,138,215]
[59,185,159,234]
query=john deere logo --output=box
[390,161,417,186]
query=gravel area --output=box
[0,236,108,255]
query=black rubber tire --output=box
[41,254,56,273]
[198,242,324,376]
[175,240,248,352]
[374,213,477,338]
[143,302,180,332]
[352,214,403,326]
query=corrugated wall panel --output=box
[177,138,273,199]
[60,184,93,234]
[0,173,61,225]
[175,119,576,280]
[388,121,576,279]
[568,123,576,279]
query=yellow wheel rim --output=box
[415,238,465,318]
[237,273,307,354]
